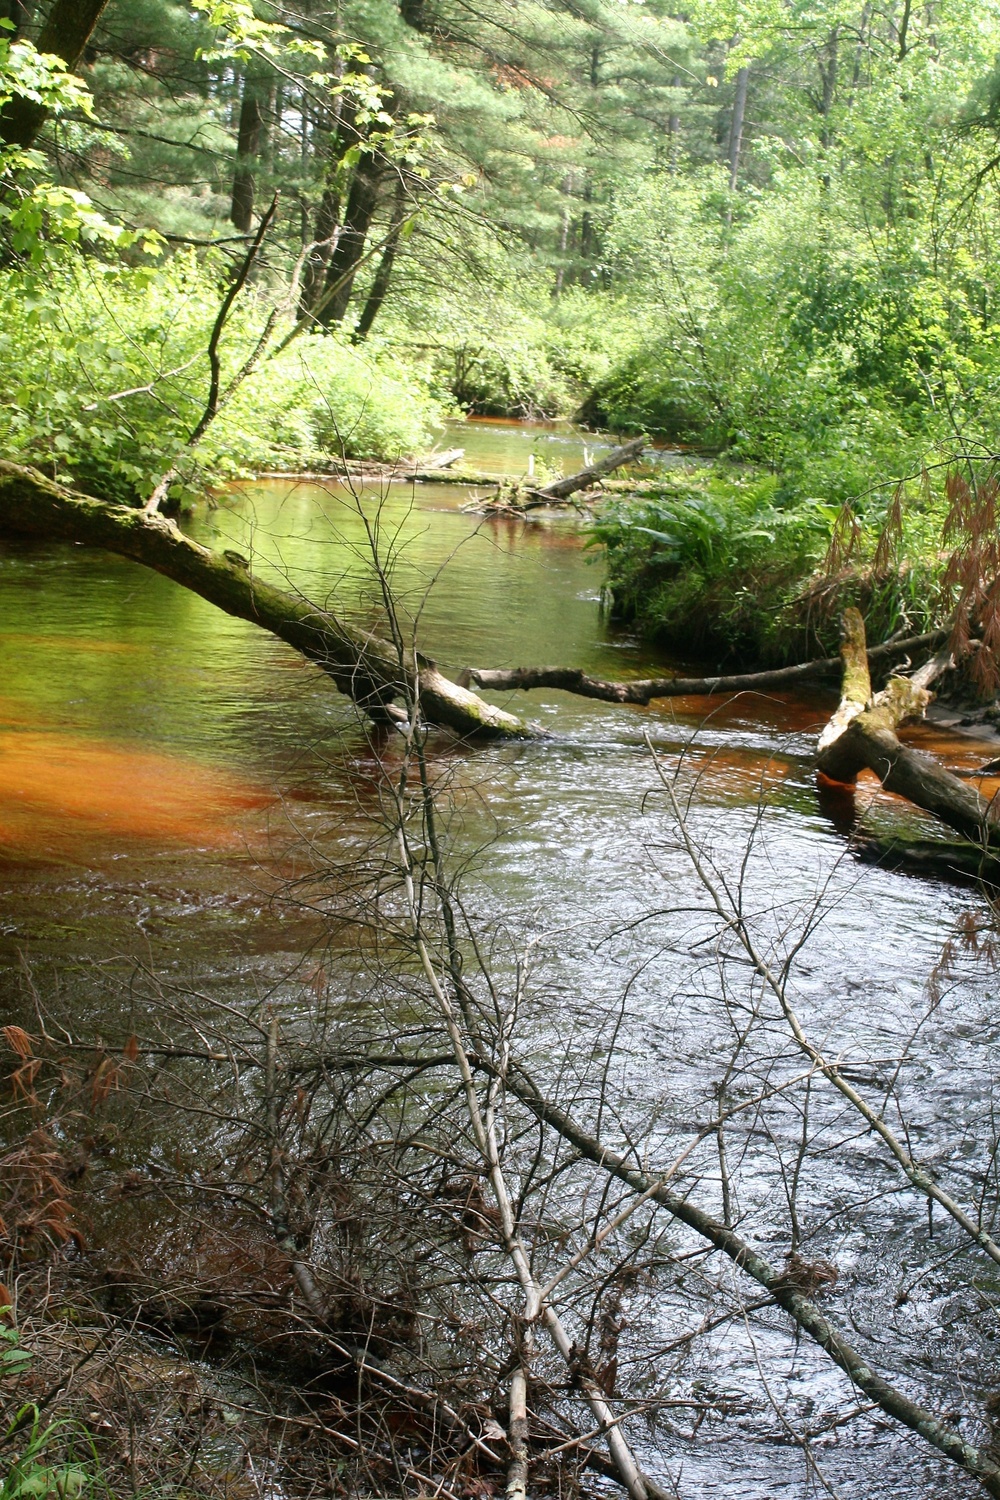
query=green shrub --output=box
[591,467,949,665]
[1,1409,103,1500]
[0,252,443,505]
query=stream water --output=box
[2,418,1000,1497]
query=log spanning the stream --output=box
[527,435,647,503]
[0,461,531,741]
[462,630,949,704]
[465,436,648,516]
[817,607,1000,851]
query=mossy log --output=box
[817,607,1000,850]
[0,461,530,740]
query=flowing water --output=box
[2,418,1000,1497]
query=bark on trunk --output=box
[0,0,109,148]
[299,85,346,315]
[231,64,268,232]
[316,146,384,328]
[727,65,750,191]
[352,178,408,342]
[0,461,530,740]
[816,607,1000,849]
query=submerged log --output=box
[0,461,530,741]
[854,832,1000,884]
[816,607,1000,849]
[462,630,949,704]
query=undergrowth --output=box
[591,465,951,666]
[0,253,444,507]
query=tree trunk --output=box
[315,144,384,328]
[352,177,408,342]
[462,629,949,702]
[299,57,347,314]
[896,0,913,60]
[231,63,269,233]
[0,0,34,39]
[0,0,109,148]
[531,436,646,502]
[817,25,839,169]
[0,461,531,740]
[301,178,342,315]
[727,65,750,191]
[552,189,571,299]
[816,607,1000,849]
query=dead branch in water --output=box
[464,437,647,515]
[528,436,647,503]
[462,629,949,703]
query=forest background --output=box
[5,0,1000,672]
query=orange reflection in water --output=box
[0,727,273,860]
[649,689,831,736]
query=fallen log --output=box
[816,607,1000,849]
[253,462,501,487]
[460,438,648,517]
[0,461,530,741]
[461,630,950,704]
[420,446,465,469]
[528,435,646,503]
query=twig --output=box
[144,193,280,514]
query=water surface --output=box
[1,420,997,1497]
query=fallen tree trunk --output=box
[0,461,530,741]
[816,607,1000,849]
[420,447,465,470]
[254,463,501,487]
[462,630,949,704]
[527,435,646,504]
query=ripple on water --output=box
[0,448,997,1498]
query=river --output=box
[2,419,999,1498]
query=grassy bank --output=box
[591,464,953,668]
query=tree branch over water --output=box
[461,630,950,704]
[0,460,530,740]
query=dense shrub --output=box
[591,468,950,665]
[0,252,444,505]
